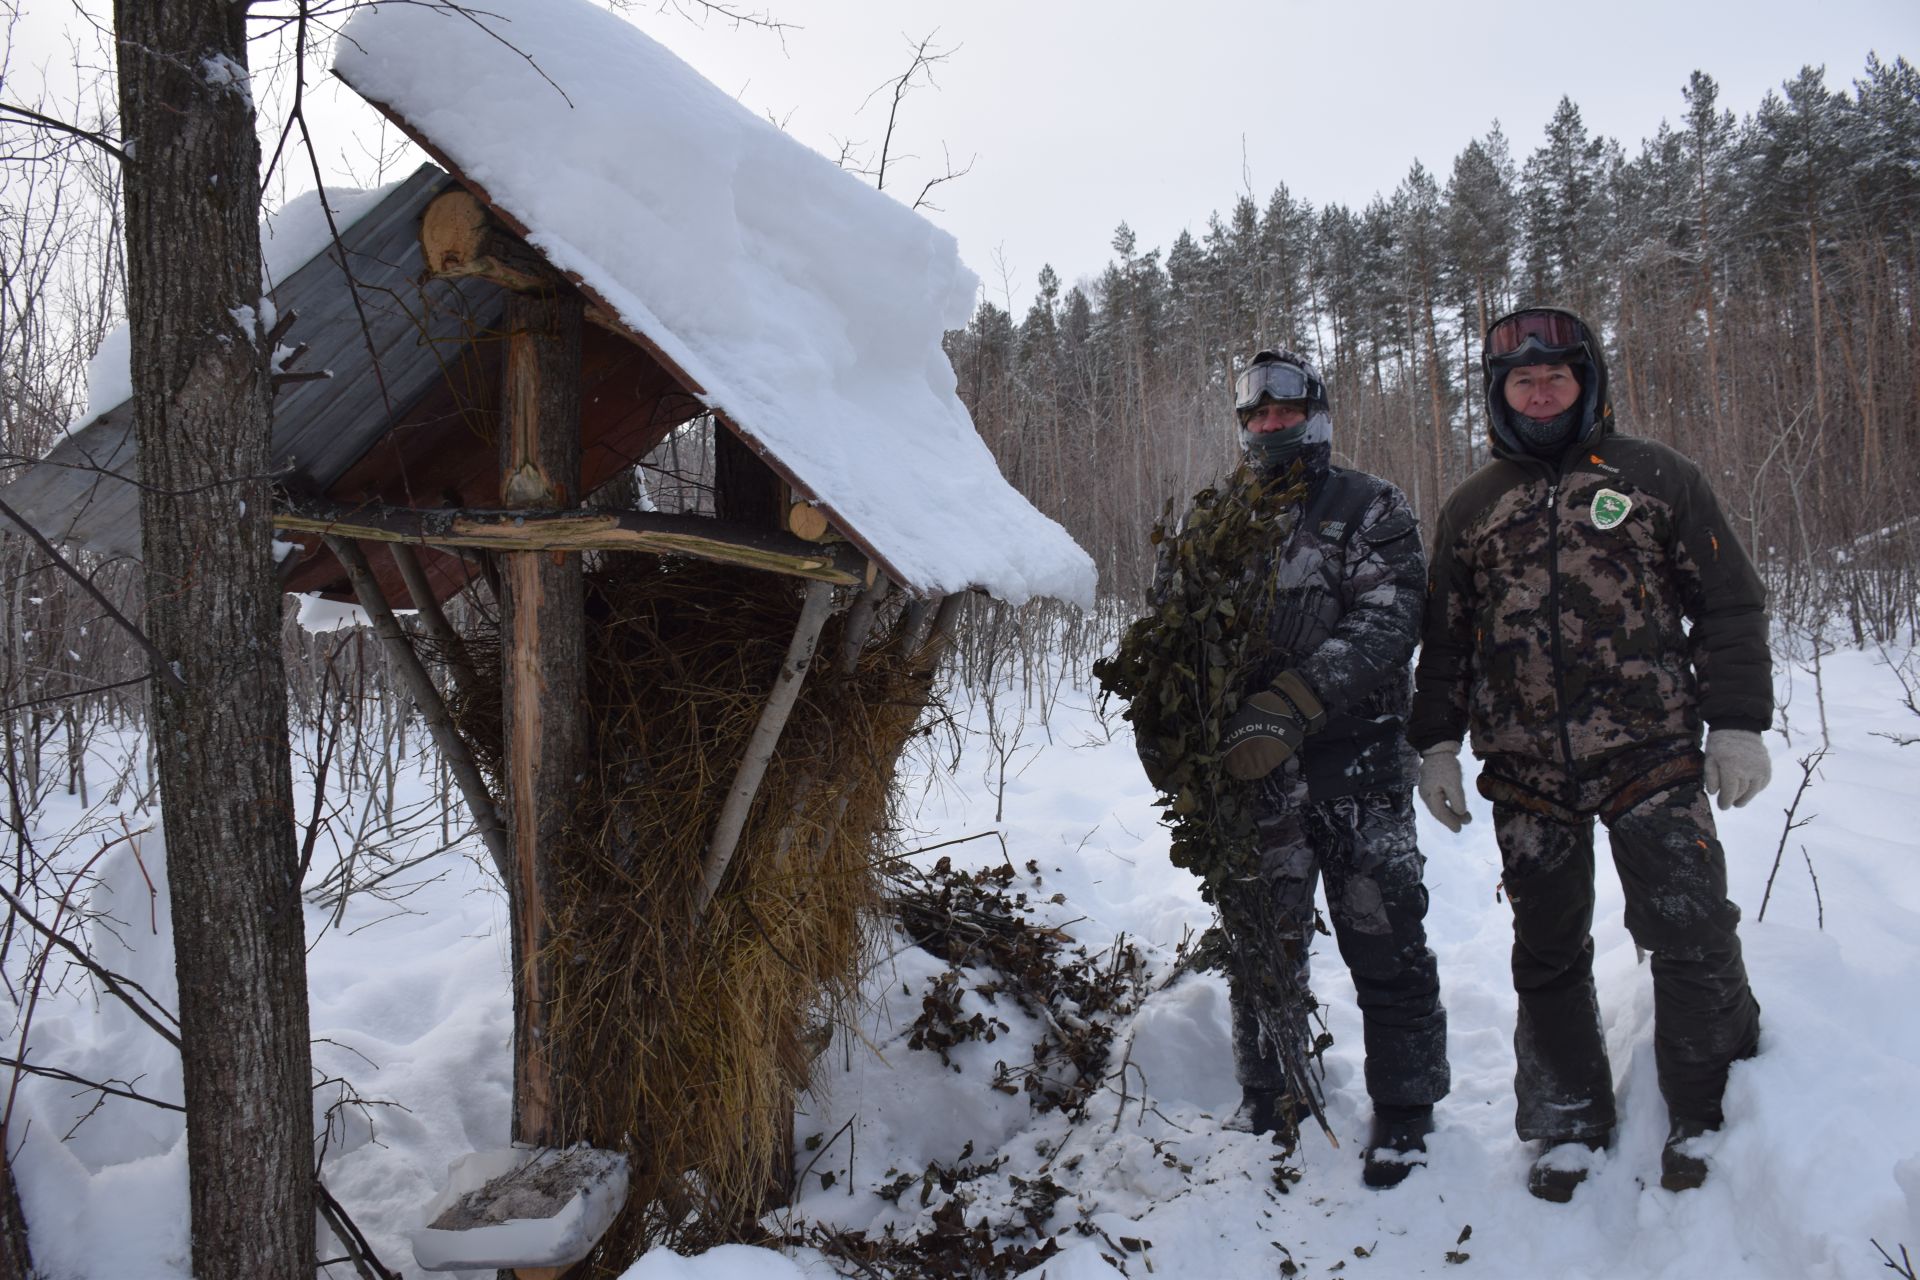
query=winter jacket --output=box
[1244,455,1426,800]
[1408,424,1772,777]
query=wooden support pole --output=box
[694,579,836,919]
[836,572,891,676]
[388,542,482,699]
[324,535,513,887]
[919,592,967,672]
[498,287,586,1176]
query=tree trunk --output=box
[112,2,314,1276]
[0,1139,33,1279]
[499,287,586,1158]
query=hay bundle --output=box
[454,556,940,1269]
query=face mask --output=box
[1507,404,1581,455]
[1240,409,1332,469]
[1242,424,1308,466]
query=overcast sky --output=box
[6,0,1916,313]
[647,0,1916,310]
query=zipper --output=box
[1543,479,1578,777]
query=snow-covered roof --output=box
[332,1,1094,608]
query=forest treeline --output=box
[3,56,1917,805]
[943,58,1920,652]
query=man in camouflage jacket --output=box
[1408,306,1773,1201]
[1166,350,1449,1188]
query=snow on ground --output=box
[6,643,1920,1279]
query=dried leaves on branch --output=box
[891,855,1147,1117]
[1091,461,1333,1147]
[1091,462,1306,898]
[786,855,1154,1278]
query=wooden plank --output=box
[273,502,866,585]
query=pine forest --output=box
[943,61,1920,656]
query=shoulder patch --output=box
[1591,488,1633,530]
[1361,508,1419,546]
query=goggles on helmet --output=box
[1484,308,1591,369]
[1234,360,1324,418]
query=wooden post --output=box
[694,579,836,920]
[388,542,483,698]
[323,534,511,885]
[498,286,586,1197]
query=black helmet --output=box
[1235,349,1329,422]
[1234,349,1331,469]
[1481,307,1612,459]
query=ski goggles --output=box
[1484,308,1591,366]
[1233,360,1324,415]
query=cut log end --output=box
[786,500,833,542]
[420,188,489,274]
[421,187,557,292]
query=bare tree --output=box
[112,1,313,1274]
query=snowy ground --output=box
[7,642,1920,1279]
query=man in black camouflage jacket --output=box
[1188,350,1450,1189]
[1408,306,1773,1201]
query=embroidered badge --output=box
[1319,520,1347,541]
[1591,488,1632,530]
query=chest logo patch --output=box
[1591,488,1633,530]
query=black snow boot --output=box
[1660,1117,1715,1192]
[1526,1135,1607,1203]
[1361,1104,1434,1188]
[1223,1086,1309,1138]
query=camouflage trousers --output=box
[1224,776,1450,1111]
[1481,751,1761,1141]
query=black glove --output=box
[1221,670,1327,781]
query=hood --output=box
[1485,326,1615,466]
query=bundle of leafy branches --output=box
[1091,462,1308,901]
[1092,461,1335,1148]
[448,556,942,1270]
[889,855,1147,1117]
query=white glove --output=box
[1703,727,1771,810]
[1418,741,1472,832]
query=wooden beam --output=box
[420,187,624,331]
[499,286,586,1187]
[421,188,554,294]
[786,501,833,543]
[323,535,512,886]
[694,579,837,919]
[387,542,482,698]
[276,501,865,586]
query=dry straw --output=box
[452,556,942,1270]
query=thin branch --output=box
[314,1179,400,1280]
[913,142,975,213]
[861,31,955,194]
[0,102,127,162]
[0,877,182,1048]
[0,493,184,690]
[0,1055,182,1112]
[0,673,153,716]
[1758,748,1826,923]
